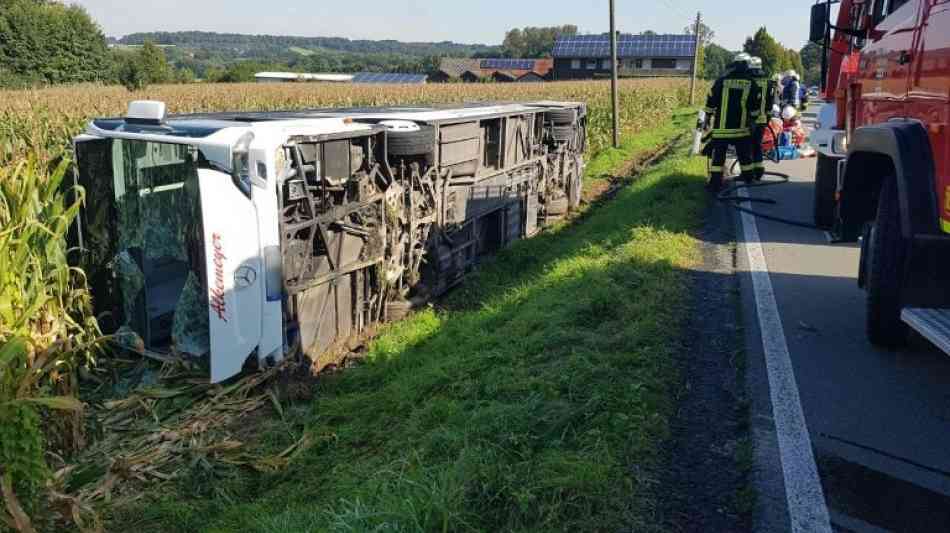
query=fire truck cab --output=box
[811,0,950,352]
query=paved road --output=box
[737,106,950,532]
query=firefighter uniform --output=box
[702,55,763,191]
[749,58,774,180]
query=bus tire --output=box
[388,126,436,159]
[547,108,577,125]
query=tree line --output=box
[0,3,820,90]
[0,1,495,89]
[743,27,806,80]
[119,31,501,59]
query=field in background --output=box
[0,79,705,531]
[0,79,697,166]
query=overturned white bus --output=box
[72,100,587,382]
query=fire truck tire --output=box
[866,177,908,348]
[547,108,577,125]
[387,126,436,159]
[813,153,838,229]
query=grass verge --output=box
[109,125,708,533]
[583,107,695,182]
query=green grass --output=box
[110,127,708,533]
[583,107,695,181]
[289,47,316,56]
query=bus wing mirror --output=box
[810,2,830,44]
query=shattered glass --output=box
[172,272,210,355]
[110,140,209,356]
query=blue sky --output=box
[70,0,813,52]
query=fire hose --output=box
[699,117,821,230]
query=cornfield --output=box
[0,78,697,530]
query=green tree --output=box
[743,27,785,75]
[0,0,111,86]
[800,41,824,85]
[502,29,525,58]
[139,41,173,84]
[684,22,715,46]
[703,43,734,80]
[116,51,147,91]
[215,61,287,83]
[685,22,716,79]
[782,49,804,77]
[502,25,578,58]
[175,66,196,84]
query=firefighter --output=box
[702,53,762,192]
[749,56,774,180]
[782,70,802,109]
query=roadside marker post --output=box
[610,0,620,148]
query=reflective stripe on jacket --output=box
[750,70,774,126]
[704,67,763,140]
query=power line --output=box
[657,0,695,26]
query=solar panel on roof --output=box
[480,59,535,70]
[352,72,427,84]
[554,33,694,59]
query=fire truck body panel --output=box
[814,0,950,351]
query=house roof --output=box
[255,72,353,82]
[438,58,482,78]
[553,34,695,59]
[351,72,427,84]
[437,58,553,80]
[255,71,427,84]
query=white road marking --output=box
[738,188,833,533]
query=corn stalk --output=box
[0,157,99,531]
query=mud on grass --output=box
[106,140,707,533]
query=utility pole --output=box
[610,0,620,148]
[689,11,702,106]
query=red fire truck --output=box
[810,0,950,353]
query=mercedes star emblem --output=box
[234,265,258,289]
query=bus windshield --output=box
[78,138,209,357]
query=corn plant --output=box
[0,157,98,531]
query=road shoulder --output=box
[659,193,752,532]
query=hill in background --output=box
[113,31,503,78]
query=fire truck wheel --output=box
[866,177,908,348]
[813,153,838,229]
